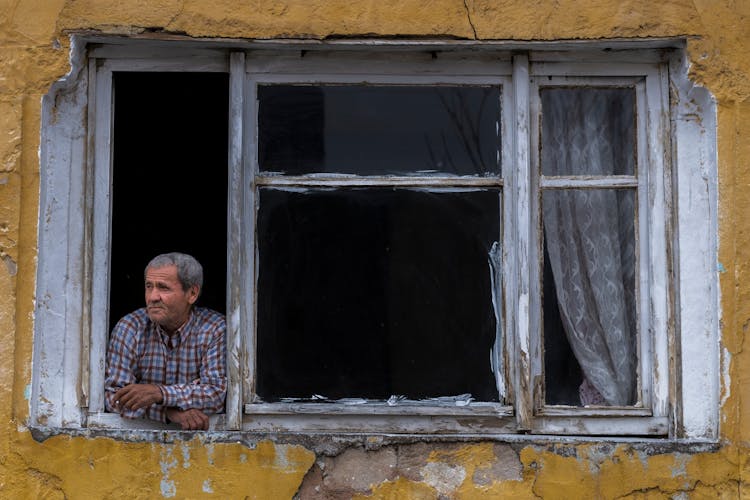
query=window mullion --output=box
[511,53,533,430]
[225,51,247,430]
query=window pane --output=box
[258,85,501,176]
[541,87,635,176]
[256,188,501,402]
[542,188,637,406]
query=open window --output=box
[32,39,719,439]
[108,71,229,330]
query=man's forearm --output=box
[159,380,227,413]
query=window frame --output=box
[31,38,719,440]
[522,58,672,435]
[85,53,232,430]
[241,51,516,433]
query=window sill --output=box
[86,412,227,431]
[31,416,714,456]
[82,405,666,436]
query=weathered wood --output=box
[86,60,116,417]
[539,407,652,417]
[79,58,96,411]
[241,414,518,434]
[531,416,668,436]
[256,175,502,188]
[245,402,512,417]
[225,51,246,431]
[512,54,533,431]
[539,176,638,189]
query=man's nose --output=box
[147,288,161,303]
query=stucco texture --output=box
[1,0,749,498]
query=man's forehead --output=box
[145,264,179,282]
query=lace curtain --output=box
[541,89,637,406]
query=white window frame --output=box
[239,50,516,434]
[31,38,719,441]
[523,57,671,435]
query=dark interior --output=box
[109,72,228,331]
[542,238,583,405]
[256,188,501,402]
[258,84,501,176]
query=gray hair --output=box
[145,252,203,293]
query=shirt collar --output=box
[155,309,195,347]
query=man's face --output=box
[144,264,199,333]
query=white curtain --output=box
[541,89,637,406]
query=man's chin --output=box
[146,309,164,322]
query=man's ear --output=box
[187,285,200,305]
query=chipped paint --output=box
[180,442,190,469]
[159,445,178,498]
[201,479,213,493]
[2,254,17,276]
[1,0,749,498]
[488,240,506,400]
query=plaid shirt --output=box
[105,307,227,423]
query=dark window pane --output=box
[109,72,228,330]
[541,87,636,176]
[256,188,501,402]
[258,85,501,176]
[542,188,637,406]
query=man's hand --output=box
[165,408,210,430]
[113,383,163,411]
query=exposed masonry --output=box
[295,443,522,499]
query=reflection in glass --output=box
[541,87,636,177]
[542,188,637,406]
[256,188,501,402]
[258,85,501,176]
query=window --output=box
[32,39,719,439]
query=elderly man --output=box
[105,252,226,430]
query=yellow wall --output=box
[1,1,749,497]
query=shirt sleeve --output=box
[104,315,168,423]
[159,314,227,413]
